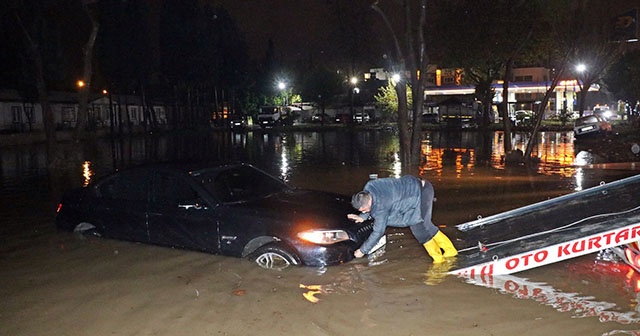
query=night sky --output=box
[207,0,391,67]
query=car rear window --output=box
[576,116,598,125]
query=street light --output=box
[278,81,287,107]
[575,64,587,117]
[349,76,359,124]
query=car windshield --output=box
[195,165,291,203]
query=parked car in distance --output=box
[311,112,330,123]
[512,110,534,126]
[229,115,247,131]
[55,163,380,270]
[334,112,350,124]
[573,114,612,137]
[421,112,439,124]
[353,112,370,123]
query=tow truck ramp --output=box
[448,173,640,276]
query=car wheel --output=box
[73,222,102,237]
[251,244,299,270]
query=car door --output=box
[92,169,150,242]
[146,171,219,253]
[209,167,272,256]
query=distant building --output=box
[0,89,168,133]
[424,67,604,120]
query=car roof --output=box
[576,115,599,121]
[113,161,250,176]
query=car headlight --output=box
[297,229,350,244]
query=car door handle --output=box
[221,235,237,241]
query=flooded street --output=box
[2,129,640,335]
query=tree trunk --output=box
[502,60,513,153]
[75,6,100,141]
[409,0,428,166]
[13,11,59,166]
[395,78,411,167]
[576,81,592,117]
[372,0,428,171]
[524,70,564,160]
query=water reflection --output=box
[82,161,93,186]
[0,130,597,185]
[419,131,580,178]
[464,273,640,325]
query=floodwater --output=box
[2,129,640,335]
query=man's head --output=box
[351,191,372,213]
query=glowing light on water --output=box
[279,137,290,182]
[82,161,93,186]
[391,152,401,178]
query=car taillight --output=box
[56,203,63,213]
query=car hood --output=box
[231,189,357,230]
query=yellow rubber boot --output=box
[433,231,458,257]
[423,239,444,263]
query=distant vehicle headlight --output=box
[297,229,350,244]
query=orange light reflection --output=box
[82,161,93,187]
[421,131,576,178]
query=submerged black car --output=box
[55,163,377,269]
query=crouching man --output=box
[348,175,457,263]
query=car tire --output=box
[73,222,102,238]
[251,244,300,270]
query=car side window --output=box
[213,170,245,203]
[151,173,200,206]
[97,170,148,201]
[211,166,287,203]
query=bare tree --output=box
[372,0,428,170]
[75,0,100,140]
[523,0,627,162]
[7,1,59,164]
[571,13,627,117]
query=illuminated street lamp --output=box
[77,80,85,89]
[278,81,287,107]
[574,64,587,117]
[349,76,359,124]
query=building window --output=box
[130,107,138,121]
[62,107,76,123]
[11,106,22,123]
[24,106,33,120]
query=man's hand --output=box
[347,214,364,223]
[354,249,364,258]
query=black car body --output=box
[55,163,376,269]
